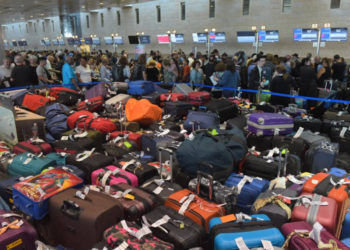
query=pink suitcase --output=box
[91,165,138,187]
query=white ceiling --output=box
[0,0,156,24]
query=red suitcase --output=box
[160,93,186,106]
[77,96,104,112]
[291,192,338,235]
[50,87,78,99]
[188,91,211,106]
[13,140,53,155]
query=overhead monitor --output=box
[52,40,59,46]
[128,36,139,44]
[209,32,226,43]
[40,40,46,46]
[104,36,114,45]
[58,39,65,45]
[92,37,100,45]
[84,37,93,45]
[18,40,27,46]
[237,31,256,43]
[157,34,170,44]
[12,41,18,47]
[74,38,81,45]
[258,30,279,42]
[293,28,318,42]
[321,27,348,42]
[113,36,123,45]
[192,33,207,43]
[170,34,184,44]
[139,35,151,44]
[67,38,74,45]
[44,40,51,46]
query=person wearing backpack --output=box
[112,56,130,82]
[131,54,147,81]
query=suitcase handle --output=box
[61,200,81,220]
[158,147,173,181]
[196,162,214,201]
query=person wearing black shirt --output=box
[270,64,293,107]
[299,57,318,107]
[145,60,159,82]
[28,55,39,85]
[332,54,346,82]
[10,55,34,87]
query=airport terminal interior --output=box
[1,0,350,249]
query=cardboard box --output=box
[15,107,45,142]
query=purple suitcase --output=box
[281,221,349,250]
[85,83,109,99]
[0,210,38,250]
[248,113,293,136]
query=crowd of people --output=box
[0,48,349,107]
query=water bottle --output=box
[32,123,38,140]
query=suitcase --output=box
[173,83,193,95]
[116,159,158,185]
[183,111,220,132]
[255,103,278,113]
[142,92,161,105]
[188,91,211,106]
[282,104,306,117]
[13,140,52,155]
[0,210,38,250]
[108,183,157,220]
[0,175,20,206]
[77,96,104,112]
[141,133,177,161]
[304,141,339,173]
[165,189,225,232]
[298,130,330,146]
[49,188,124,250]
[343,238,350,248]
[57,91,83,106]
[294,117,323,133]
[246,134,274,152]
[103,220,174,249]
[127,80,155,96]
[105,93,131,105]
[271,135,307,159]
[61,129,107,146]
[103,138,138,158]
[248,113,294,136]
[66,150,114,182]
[323,111,350,122]
[268,174,311,194]
[204,99,239,123]
[49,86,78,99]
[85,82,110,99]
[341,209,350,240]
[281,221,349,250]
[291,192,338,235]
[91,165,139,187]
[330,127,350,153]
[164,101,193,119]
[209,214,285,250]
[58,165,86,180]
[251,188,299,228]
[142,205,206,250]
[322,119,350,135]
[45,152,67,166]
[226,115,247,130]
[160,93,186,106]
[53,137,96,154]
[108,131,142,151]
[224,173,270,214]
[8,153,56,177]
[12,168,83,219]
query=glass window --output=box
[181,2,185,20]
[156,5,161,23]
[209,0,215,18]
[117,11,121,25]
[136,8,140,24]
[331,0,340,9]
[86,15,90,28]
[100,13,104,27]
[243,0,250,15]
[282,0,292,13]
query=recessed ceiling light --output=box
[30,16,33,18]
[82,5,86,8]
[40,13,44,16]
[100,2,104,5]
[21,17,24,20]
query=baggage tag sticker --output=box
[114,241,129,250]
[153,186,163,195]
[235,237,249,250]
[123,141,133,149]
[261,240,274,250]
[340,127,348,138]
[61,136,69,141]
[293,127,304,139]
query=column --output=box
[0,25,5,63]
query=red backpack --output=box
[50,87,78,99]
[21,94,50,112]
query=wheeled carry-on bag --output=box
[13,139,52,155]
[164,101,193,119]
[116,159,158,185]
[248,113,294,136]
[173,83,193,95]
[91,165,139,187]
[188,91,211,106]
[204,99,239,123]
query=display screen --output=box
[237,31,256,43]
[128,36,139,44]
[157,34,170,44]
[92,37,100,45]
[67,38,74,45]
[140,35,151,44]
[104,37,113,45]
[209,32,226,43]
[74,38,81,45]
[52,40,59,46]
[321,27,348,42]
[84,38,93,45]
[192,33,207,43]
[293,28,318,42]
[258,30,279,42]
[40,40,46,46]
[18,40,27,46]
[170,34,184,44]
[44,40,51,46]
[12,41,18,47]
[114,36,123,44]
[58,39,65,45]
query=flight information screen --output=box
[293,28,318,42]
[321,27,348,42]
[209,32,226,43]
[192,33,207,43]
[258,30,279,42]
[237,31,256,43]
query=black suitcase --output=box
[204,99,238,123]
[255,103,278,113]
[142,93,161,105]
[271,135,307,159]
[293,117,322,132]
[116,159,158,185]
[322,119,350,135]
[57,91,84,106]
[226,115,247,130]
[164,101,193,119]
[330,127,350,153]
[66,150,114,182]
[247,134,273,152]
[53,137,96,154]
[143,206,206,250]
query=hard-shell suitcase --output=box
[142,205,206,250]
[160,93,186,106]
[0,211,38,250]
[13,140,52,155]
[281,221,350,250]
[224,173,270,214]
[12,168,83,219]
[330,127,350,153]
[251,188,299,228]
[77,96,104,112]
[49,188,124,250]
[85,82,109,99]
[105,93,131,105]
[127,80,155,96]
[164,101,193,119]
[291,192,338,235]
[165,189,225,232]
[293,117,322,132]
[183,111,220,132]
[298,130,330,146]
[103,220,174,249]
[341,210,350,240]
[91,165,139,187]
[248,113,294,136]
[343,238,350,248]
[173,83,193,95]
[8,153,56,177]
[116,159,158,185]
[141,133,177,161]
[209,214,285,250]
[282,104,306,117]
[188,91,211,106]
[204,99,239,123]
[323,111,350,122]
[304,141,339,173]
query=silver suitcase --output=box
[173,84,193,95]
[105,94,131,105]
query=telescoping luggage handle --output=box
[61,200,81,220]
[158,146,174,181]
[196,162,214,201]
[0,213,24,235]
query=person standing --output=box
[10,55,33,87]
[218,61,241,98]
[28,55,39,85]
[0,57,14,87]
[36,57,54,85]
[299,57,318,107]
[248,55,266,102]
[75,57,92,83]
[190,60,204,88]
[62,56,80,91]
[332,54,346,82]
[269,65,293,107]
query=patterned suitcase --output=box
[248,113,294,136]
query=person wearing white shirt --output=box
[0,57,14,87]
[76,57,92,83]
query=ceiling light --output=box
[12,19,15,21]
[82,5,86,8]
[30,16,33,18]
[40,13,44,16]
[100,2,104,5]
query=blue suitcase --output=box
[342,238,350,247]
[128,80,155,96]
[305,142,339,173]
[209,214,285,250]
[225,173,269,214]
[183,111,220,132]
[141,133,175,161]
[341,210,350,240]
[328,167,350,179]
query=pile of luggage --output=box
[1,80,350,249]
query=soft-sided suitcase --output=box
[322,119,350,135]
[53,136,96,154]
[224,173,270,214]
[282,104,306,117]
[246,134,274,152]
[188,91,211,106]
[323,110,350,122]
[271,135,307,159]
[21,94,50,112]
[13,140,52,155]
[291,192,338,235]
[304,141,339,173]
[209,214,285,250]
[248,113,294,136]
[62,129,106,145]
[165,189,225,232]
[109,131,142,150]
[91,165,138,187]
[173,83,193,95]
[164,101,193,119]
[330,127,350,153]
[281,221,350,250]
[49,86,78,99]
[103,220,174,249]
[85,82,110,99]
[45,152,67,166]
[57,90,83,106]
[298,130,330,146]
[293,116,323,132]
[45,103,70,140]
[142,205,206,250]
[341,210,350,240]
[251,188,299,228]
[58,165,86,180]
[204,99,239,123]
[8,153,56,177]
[142,92,161,105]
[0,211,38,250]
[141,133,179,161]
[77,96,104,112]
[160,93,186,106]
[226,115,247,130]
[105,93,131,105]
[127,80,155,95]
[12,168,83,219]
[49,188,124,250]
[183,110,220,132]
[116,159,158,185]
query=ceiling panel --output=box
[0,0,156,24]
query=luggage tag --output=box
[179,194,196,215]
[340,127,348,138]
[142,215,170,233]
[114,241,129,250]
[76,148,95,162]
[236,176,254,194]
[261,240,274,250]
[235,237,249,250]
[293,127,304,139]
[120,220,152,240]
[23,153,37,165]
[75,187,90,200]
[309,222,334,249]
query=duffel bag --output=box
[125,98,162,126]
[127,80,155,96]
[183,111,220,133]
[49,87,78,99]
[21,94,50,112]
[45,103,70,140]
